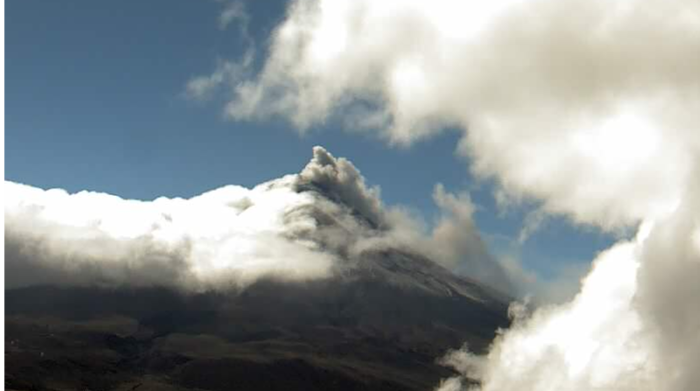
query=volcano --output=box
[5,148,510,391]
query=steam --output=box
[5,147,512,295]
[190,0,700,389]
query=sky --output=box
[5,1,700,391]
[6,0,614,288]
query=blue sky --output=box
[6,0,615,284]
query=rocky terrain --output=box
[6,250,509,391]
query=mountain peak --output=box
[296,146,385,229]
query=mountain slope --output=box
[5,147,511,390]
[6,250,509,390]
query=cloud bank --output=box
[5,172,332,291]
[190,0,700,389]
[5,147,512,295]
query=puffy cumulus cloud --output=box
[5,147,513,296]
[438,236,650,390]
[209,0,699,229]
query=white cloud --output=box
[516,209,547,245]
[185,54,253,101]
[437,189,700,390]
[214,0,699,228]
[185,1,255,102]
[4,147,515,297]
[474,239,647,390]
[633,184,700,391]
[218,0,248,32]
[4,174,334,291]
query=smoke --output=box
[190,0,700,389]
[297,146,385,229]
[5,147,513,295]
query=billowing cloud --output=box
[5,147,514,296]
[190,0,700,390]
[634,184,700,391]
[5,173,334,291]
[206,0,699,229]
[437,185,700,391]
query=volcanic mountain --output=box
[5,147,510,391]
